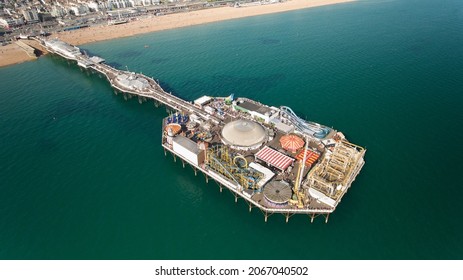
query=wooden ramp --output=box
[15,40,36,58]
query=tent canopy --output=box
[279,134,304,152]
[255,146,294,171]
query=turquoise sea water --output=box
[1,0,462,259]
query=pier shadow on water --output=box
[157,80,176,95]
[79,48,99,58]
[33,48,44,57]
[105,62,123,70]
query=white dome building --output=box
[221,119,267,150]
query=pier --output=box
[39,38,366,223]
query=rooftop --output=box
[221,119,267,148]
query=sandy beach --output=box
[0,0,354,68]
[0,43,37,67]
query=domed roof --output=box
[263,181,292,205]
[221,119,267,148]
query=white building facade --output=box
[0,17,24,28]
[107,0,135,9]
[22,9,39,23]
[51,5,67,18]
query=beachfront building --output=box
[96,1,110,11]
[87,2,100,12]
[0,16,24,28]
[50,5,67,18]
[133,0,160,6]
[38,13,54,22]
[21,8,39,23]
[68,4,90,16]
[108,0,135,9]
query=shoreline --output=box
[0,0,355,68]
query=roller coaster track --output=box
[208,153,262,189]
[208,155,241,186]
[279,106,331,139]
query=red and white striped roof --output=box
[296,149,320,166]
[255,146,294,171]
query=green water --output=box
[1,0,462,259]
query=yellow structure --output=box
[206,145,263,190]
[306,140,366,200]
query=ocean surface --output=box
[1,0,462,259]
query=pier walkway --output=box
[39,38,220,124]
[36,38,365,223]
